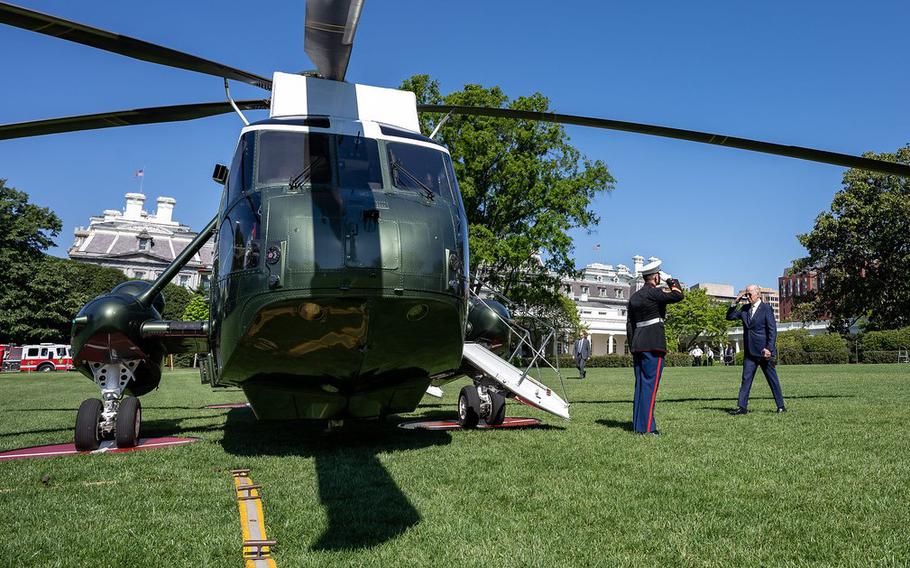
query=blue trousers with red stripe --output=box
[632,351,664,433]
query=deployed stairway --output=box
[462,342,570,420]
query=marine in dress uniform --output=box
[625,261,684,434]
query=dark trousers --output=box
[576,357,586,378]
[632,351,664,433]
[738,355,785,409]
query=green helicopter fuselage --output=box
[209,118,470,419]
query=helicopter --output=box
[1,1,908,452]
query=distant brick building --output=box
[68,193,214,290]
[778,268,822,321]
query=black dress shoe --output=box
[730,407,748,415]
[776,407,787,413]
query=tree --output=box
[181,293,210,321]
[665,288,733,352]
[797,145,910,331]
[401,75,615,312]
[0,181,63,342]
[2,255,129,343]
[161,283,193,321]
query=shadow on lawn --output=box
[220,407,451,552]
[572,394,851,405]
[595,419,634,432]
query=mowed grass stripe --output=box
[0,364,908,567]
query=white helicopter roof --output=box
[269,72,420,132]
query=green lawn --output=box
[1,364,909,567]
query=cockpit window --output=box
[227,133,254,205]
[257,131,333,188]
[336,135,382,190]
[387,142,452,200]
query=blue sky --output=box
[2,0,907,292]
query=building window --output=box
[599,288,606,297]
[620,309,627,316]
[133,270,146,280]
[178,275,190,287]
[598,311,607,315]
[565,285,572,294]
[596,275,603,282]
[138,237,150,251]
[581,310,591,314]
[615,289,624,299]
[581,286,589,294]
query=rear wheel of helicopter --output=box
[484,391,506,426]
[458,386,480,429]
[74,398,103,451]
[115,396,142,448]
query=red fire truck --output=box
[0,343,74,372]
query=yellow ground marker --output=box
[231,469,277,568]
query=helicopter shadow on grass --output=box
[219,406,451,551]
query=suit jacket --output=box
[726,302,777,358]
[574,338,591,360]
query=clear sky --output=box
[2,0,907,292]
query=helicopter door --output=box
[343,205,399,270]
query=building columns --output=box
[608,334,615,354]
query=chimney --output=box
[124,193,146,220]
[648,256,661,265]
[633,255,644,275]
[155,197,176,224]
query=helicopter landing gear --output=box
[74,361,141,451]
[457,386,480,429]
[457,383,507,429]
[74,398,103,451]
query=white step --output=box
[462,342,570,420]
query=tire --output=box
[115,396,142,448]
[38,363,54,373]
[484,391,506,426]
[457,385,480,429]
[75,398,103,451]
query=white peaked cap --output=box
[640,259,662,276]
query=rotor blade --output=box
[0,100,269,140]
[0,2,271,90]
[304,0,364,81]
[417,105,910,178]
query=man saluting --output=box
[726,284,786,415]
[626,260,684,434]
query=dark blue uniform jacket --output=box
[626,284,684,353]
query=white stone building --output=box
[68,193,214,290]
[564,255,674,356]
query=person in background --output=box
[573,331,591,379]
[689,345,703,367]
[724,344,735,366]
[706,347,715,366]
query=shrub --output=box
[664,353,692,367]
[860,327,910,353]
[862,351,905,364]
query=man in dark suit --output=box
[573,332,591,379]
[726,284,786,414]
[626,260,684,434]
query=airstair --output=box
[462,342,570,420]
